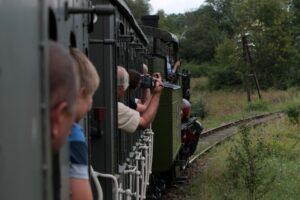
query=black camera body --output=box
[140,75,156,88]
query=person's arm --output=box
[70,179,93,200]
[172,60,181,73]
[136,88,151,113]
[138,73,163,128]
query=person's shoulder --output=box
[118,101,125,107]
[69,123,85,142]
[118,101,129,111]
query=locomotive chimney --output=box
[141,15,159,28]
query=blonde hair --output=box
[70,48,100,95]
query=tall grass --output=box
[225,126,276,200]
[190,77,298,129]
[185,117,300,200]
[172,80,300,199]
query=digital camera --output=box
[140,75,156,88]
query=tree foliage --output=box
[157,10,186,36]
[127,0,300,89]
[126,0,151,22]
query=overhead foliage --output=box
[157,10,186,36]
[126,0,151,22]
[180,5,224,63]
[127,0,300,89]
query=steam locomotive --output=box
[0,0,202,200]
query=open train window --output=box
[119,22,125,35]
[48,8,57,40]
[70,32,77,47]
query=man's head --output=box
[70,48,100,121]
[128,69,142,90]
[117,66,129,98]
[49,41,79,152]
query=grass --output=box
[190,77,297,129]
[185,117,300,200]
[176,78,300,199]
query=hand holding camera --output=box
[140,73,163,93]
[152,73,164,93]
[140,75,157,89]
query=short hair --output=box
[70,48,100,95]
[49,41,79,114]
[117,66,129,90]
[143,64,148,74]
[128,69,141,89]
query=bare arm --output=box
[172,60,181,73]
[136,88,151,113]
[70,179,93,200]
[138,73,163,128]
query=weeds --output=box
[245,100,269,112]
[285,103,300,124]
[191,97,208,119]
[226,126,276,200]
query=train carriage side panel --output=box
[152,84,182,173]
[0,1,50,200]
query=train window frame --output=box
[69,31,77,48]
[48,8,58,41]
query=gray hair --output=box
[117,66,129,90]
[143,64,148,74]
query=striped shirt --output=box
[68,123,89,180]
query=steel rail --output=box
[189,112,283,164]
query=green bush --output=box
[214,38,237,67]
[285,103,300,124]
[182,61,212,77]
[191,98,209,119]
[246,100,269,112]
[208,67,243,90]
[226,126,276,199]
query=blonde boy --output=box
[69,48,100,200]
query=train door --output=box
[0,1,50,200]
[48,0,92,199]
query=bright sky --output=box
[149,0,206,14]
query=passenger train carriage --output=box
[0,0,202,200]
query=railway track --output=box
[162,112,284,200]
[189,112,283,164]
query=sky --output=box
[149,0,206,15]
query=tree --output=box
[126,0,152,22]
[180,5,224,63]
[157,10,186,36]
[206,0,237,37]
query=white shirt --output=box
[118,102,140,133]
